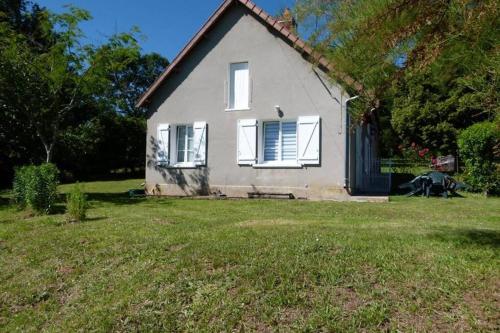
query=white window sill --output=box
[252,162,303,169]
[157,162,200,169]
[225,107,251,112]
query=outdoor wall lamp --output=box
[275,105,284,118]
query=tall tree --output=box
[295,0,499,153]
[0,5,141,162]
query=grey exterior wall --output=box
[146,3,353,200]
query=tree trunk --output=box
[38,128,56,164]
[44,142,54,163]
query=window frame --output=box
[173,124,196,167]
[257,119,300,167]
[226,61,251,111]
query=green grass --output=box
[0,179,499,332]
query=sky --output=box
[37,0,297,61]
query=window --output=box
[157,122,207,168]
[236,116,319,167]
[263,120,297,162]
[228,62,249,110]
[176,125,194,163]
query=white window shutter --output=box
[237,119,257,165]
[157,124,170,165]
[297,116,320,165]
[229,63,249,109]
[193,121,207,165]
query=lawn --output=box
[0,179,499,332]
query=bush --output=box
[66,183,88,222]
[458,121,499,194]
[12,164,60,213]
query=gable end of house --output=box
[136,0,362,108]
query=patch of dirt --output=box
[236,313,273,333]
[462,278,500,331]
[165,243,187,252]
[58,285,81,305]
[336,286,362,312]
[56,266,75,275]
[278,307,305,326]
[203,260,235,276]
[238,219,299,227]
[385,278,500,332]
[152,218,175,225]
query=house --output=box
[137,0,384,200]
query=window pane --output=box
[177,126,186,162]
[187,126,194,162]
[229,62,249,109]
[281,122,297,161]
[264,122,279,161]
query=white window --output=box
[228,62,249,110]
[263,121,297,162]
[236,116,320,168]
[157,122,207,167]
[176,125,194,163]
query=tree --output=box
[106,52,169,117]
[0,5,141,162]
[294,0,499,153]
[390,55,498,154]
[53,52,168,179]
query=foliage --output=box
[12,165,30,208]
[105,52,169,117]
[294,0,499,154]
[12,163,59,213]
[388,143,432,175]
[66,182,87,221]
[0,0,50,49]
[389,47,498,154]
[0,2,142,163]
[0,179,499,331]
[0,0,168,185]
[57,113,146,179]
[458,121,499,194]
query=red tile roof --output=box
[136,0,362,108]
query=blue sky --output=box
[38,0,297,61]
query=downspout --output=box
[343,95,359,192]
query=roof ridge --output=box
[136,0,362,108]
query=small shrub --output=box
[12,164,60,213]
[13,166,32,208]
[66,183,88,222]
[458,121,499,194]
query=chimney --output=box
[277,8,297,31]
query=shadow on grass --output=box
[51,203,67,215]
[429,227,500,249]
[58,192,147,206]
[0,197,10,207]
[86,192,147,206]
[53,216,108,227]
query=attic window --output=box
[228,62,249,110]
